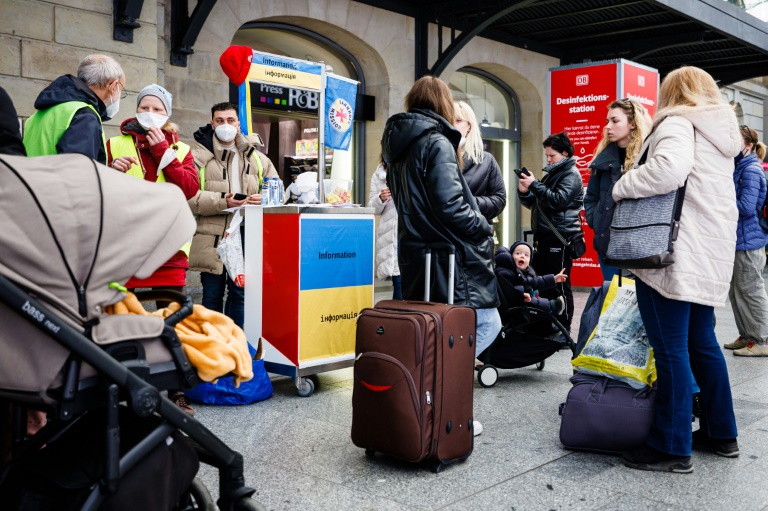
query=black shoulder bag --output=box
[535,203,587,259]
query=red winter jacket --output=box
[107,118,199,287]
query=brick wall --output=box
[0,0,161,139]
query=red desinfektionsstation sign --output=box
[548,60,659,287]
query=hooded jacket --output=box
[584,142,623,255]
[494,244,556,299]
[462,152,507,222]
[381,109,498,309]
[612,104,741,306]
[0,86,25,156]
[25,74,109,164]
[518,156,584,239]
[734,152,768,251]
[368,163,400,280]
[188,125,278,274]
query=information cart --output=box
[243,205,374,396]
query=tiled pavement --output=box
[193,282,768,511]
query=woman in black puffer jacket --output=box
[518,132,584,332]
[381,76,500,357]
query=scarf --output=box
[543,155,578,174]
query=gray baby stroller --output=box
[0,154,264,510]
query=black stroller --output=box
[475,264,576,388]
[0,154,263,510]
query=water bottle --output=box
[269,177,279,207]
[261,177,271,206]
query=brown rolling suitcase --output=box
[351,246,477,472]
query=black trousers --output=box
[533,236,574,332]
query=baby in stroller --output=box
[494,241,566,316]
[474,241,575,387]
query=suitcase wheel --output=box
[296,377,315,397]
[535,360,545,371]
[365,449,376,458]
[477,365,498,388]
[431,460,445,474]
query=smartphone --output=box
[233,193,247,200]
[514,167,531,178]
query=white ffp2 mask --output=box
[136,112,169,130]
[215,124,238,143]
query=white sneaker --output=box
[473,420,483,437]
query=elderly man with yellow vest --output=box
[188,101,278,329]
[24,54,125,164]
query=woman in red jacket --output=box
[107,83,199,414]
[107,83,198,292]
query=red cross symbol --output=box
[335,108,348,122]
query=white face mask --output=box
[215,124,238,143]
[459,137,467,148]
[136,112,169,130]
[105,87,120,119]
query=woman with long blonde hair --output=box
[453,101,506,223]
[612,66,741,473]
[584,98,651,279]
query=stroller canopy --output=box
[0,154,196,323]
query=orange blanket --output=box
[105,293,253,385]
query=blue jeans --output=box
[392,275,402,300]
[200,271,245,329]
[635,279,737,456]
[475,307,502,356]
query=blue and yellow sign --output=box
[299,216,374,362]
[247,52,323,90]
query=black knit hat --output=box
[509,240,534,264]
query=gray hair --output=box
[77,54,123,88]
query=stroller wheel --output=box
[296,377,315,397]
[181,477,216,510]
[477,365,498,388]
[535,360,545,371]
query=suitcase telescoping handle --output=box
[424,243,455,304]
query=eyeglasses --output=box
[619,98,636,118]
[114,80,128,100]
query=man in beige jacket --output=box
[188,102,278,328]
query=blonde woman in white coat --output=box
[614,66,741,474]
[369,161,401,299]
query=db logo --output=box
[638,75,645,87]
[576,74,589,86]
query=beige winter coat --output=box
[368,163,400,280]
[612,104,741,307]
[188,132,278,274]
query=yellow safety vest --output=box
[107,135,191,183]
[108,134,192,258]
[23,101,106,158]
